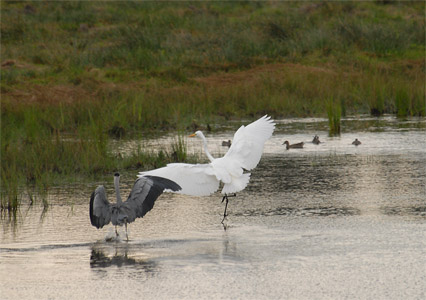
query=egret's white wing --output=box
[139,163,220,196]
[223,115,275,170]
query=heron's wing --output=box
[138,163,220,196]
[223,115,275,170]
[90,186,111,229]
[122,176,181,222]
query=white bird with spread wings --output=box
[139,115,275,223]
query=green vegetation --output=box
[1,1,425,210]
[327,98,341,136]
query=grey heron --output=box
[90,173,181,240]
[283,140,304,150]
[138,115,275,224]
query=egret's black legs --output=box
[221,193,236,224]
[221,195,229,224]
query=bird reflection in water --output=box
[90,243,157,274]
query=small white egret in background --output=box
[90,173,181,240]
[139,115,276,224]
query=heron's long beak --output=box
[189,133,196,137]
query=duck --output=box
[283,141,304,150]
[352,138,361,146]
[312,135,321,145]
[221,140,232,147]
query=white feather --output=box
[139,115,275,195]
[139,163,219,196]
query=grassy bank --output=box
[1,1,425,209]
[1,125,191,210]
[2,2,424,117]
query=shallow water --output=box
[1,116,426,299]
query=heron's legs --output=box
[115,226,118,237]
[125,221,128,242]
[221,193,236,224]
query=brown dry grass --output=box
[193,63,337,87]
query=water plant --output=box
[0,110,195,211]
[326,98,341,136]
[395,87,410,118]
[171,133,188,163]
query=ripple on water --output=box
[236,206,361,217]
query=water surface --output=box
[1,116,425,299]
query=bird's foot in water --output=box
[104,227,120,242]
[105,235,115,242]
[221,212,228,225]
[221,219,228,231]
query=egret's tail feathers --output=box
[222,173,251,194]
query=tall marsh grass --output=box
[326,99,341,136]
[0,101,195,210]
[171,133,188,163]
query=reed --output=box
[0,109,195,211]
[171,133,188,163]
[394,87,410,118]
[393,83,425,118]
[366,78,386,117]
[326,98,341,136]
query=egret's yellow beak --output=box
[189,133,196,137]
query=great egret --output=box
[90,173,181,240]
[352,138,361,146]
[139,115,275,223]
[283,141,304,150]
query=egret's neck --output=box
[114,176,123,204]
[199,133,215,162]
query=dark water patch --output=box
[0,242,93,253]
[236,206,361,217]
[382,206,426,217]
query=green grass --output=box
[0,120,193,210]
[2,2,424,86]
[327,98,341,136]
[1,1,425,209]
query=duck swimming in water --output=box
[221,140,232,148]
[312,135,321,145]
[352,138,361,146]
[283,141,304,150]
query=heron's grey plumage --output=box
[90,186,111,229]
[90,175,181,231]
